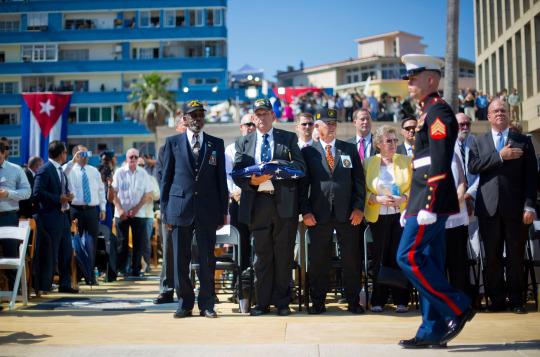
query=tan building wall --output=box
[474,0,540,134]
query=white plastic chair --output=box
[0,224,31,310]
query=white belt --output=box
[413,157,431,169]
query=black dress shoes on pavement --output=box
[399,337,447,349]
[250,306,270,316]
[347,304,365,314]
[308,304,326,315]
[200,309,218,318]
[440,307,476,344]
[153,293,174,304]
[512,305,527,314]
[58,286,79,294]
[173,308,193,318]
[277,307,291,316]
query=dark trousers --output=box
[307,215,361,306]
[33,210,72,291]
[478,212,526,307]
[229,199,251,271]
[71,206,100,275]
[445,224,474,301]
[250,193,296,309]
[115,216,147,276]
[370,213,410,306]
[0,211,20,287]
[172,224,216,311]
[159,219,174,295]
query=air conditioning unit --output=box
[114,45,122,54]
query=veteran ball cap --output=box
[185,99,206,113]
[253,98,272,111]
[401,54,444,80]
[315,108,338,122]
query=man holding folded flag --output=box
[233,98,306,317]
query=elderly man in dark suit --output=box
[32,140,78,294]
[468,99,537,314]
[233,98,306,316]
[161,100,228,319]
[299,108,366,314]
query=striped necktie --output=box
[82,166,91,204]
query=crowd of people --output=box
[0,54,537,349]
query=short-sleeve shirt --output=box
[112,165,153,218]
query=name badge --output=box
[340,155,352,168]
[209,151,217,166]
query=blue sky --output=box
[227,0,475,80]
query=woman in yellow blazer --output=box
[364,125,412,313]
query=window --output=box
[0,82,18,94]
[139,11,150,28]
[0,20,20,32]
[190,9,203,27]
[164,10,175,27]
[77,106,115,123]
[7,138,20,157]
[21,44,57,62]
[137,48,159,59]
[27,13,47,31]
[213,9,223,26]
[0,52,4,63]
[59,49,89,61]
[59,80,89,92]
[187,77,218,86]
[0,113,18,125]
[22,76,54,92]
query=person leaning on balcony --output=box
[363,125,412,313]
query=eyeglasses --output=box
[384,139,399,144]
[403,126,416,132]
[459,122,471,127]
[128,155,139,159]
[300,122,314,127]
[138,164,145,167]
[242,123,255,127]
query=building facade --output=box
[474,0,540,131]
[277,31,475,100]
[0,0,233,164]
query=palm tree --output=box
[129,73,176,132]
[444,0,460,113]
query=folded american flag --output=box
[231,161,305,180]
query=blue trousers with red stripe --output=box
[397,215,471,341]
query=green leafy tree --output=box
[129,73,176,132]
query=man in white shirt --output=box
[295,112,315,148]
[112,148,153,277]
[225,113,255,271]
[348,109,377,163]
[64,145,106,284]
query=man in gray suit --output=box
[299,108,366,314]
[468,99,537,314]
[348,108,377,163]
[233,98,306,316]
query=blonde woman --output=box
[364,125,412,313]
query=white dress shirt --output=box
[355,133,373,159]
[49,158,64,182]
[64,163,106,212]
[319,138,336,157]
[297,139,313,148]
[142,175,160,218]
[186,128,204,150]
[112,165,153,218]
[255,128,275,192]
[404,142,413,157]
[225,142,239,193]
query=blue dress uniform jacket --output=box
[160,132,228,227]
[406,93,459,216]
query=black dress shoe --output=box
[153,293,174,304]
[277,307,291,316]
[512,305,527,314]
[308,304,326,315]
[200,309,218,318]
[250,306,270,316]
[440,307,476,344]
[399,337,447,349]
[58,286,79,294]
[173,308,193,318]
[347,304,365,314]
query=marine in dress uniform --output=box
[396,55,475,349]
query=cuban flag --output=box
[20,92,71,163]
[230,161,305,180]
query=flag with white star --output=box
[20,92,72,162]
[231,161,305,180]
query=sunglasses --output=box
[403,126,417,132]
[138,164,145,167]
[128,155,139,159]
[384,139,399,144]
[242,123,255,127]
[459,122,471,127]
[300,122,314,127]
